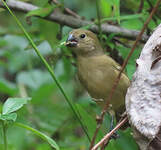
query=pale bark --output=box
[126,23,161,150]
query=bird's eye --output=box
[80,34,86,39]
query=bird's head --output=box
[66,29,103,57]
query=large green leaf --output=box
[100,0,120,23]
[100,0,112,17]
[114,0,120,24]
[109,129,138,150]
[75,104,103,142]
[2,97,31,114]
[120,19,143,30]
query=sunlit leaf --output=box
[0,113,17,121]
[100,0,120,23]
[2,97,31,114]
[114,0,120,24]
[120,19,143,30]
[100,0,112,17]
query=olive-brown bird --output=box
[65,29,130,120]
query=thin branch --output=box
[113,38,131,48]
[137,0,144,13]
[52,0,81,19]
[0,0,148,41]
[146,0,160,25]
[92,117,128,150]
[89,0,161,149]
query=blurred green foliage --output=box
[0,0,161,149]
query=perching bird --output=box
[65,29,130,120]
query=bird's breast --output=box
[77,56,111,99]
[76,55,129,113]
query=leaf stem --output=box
[2,122,7,150]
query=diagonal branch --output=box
[0,0,148,41]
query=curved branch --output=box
[0,0,148,41]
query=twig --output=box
[52,0,81,19]
[92,117,128,150]
[137,0,144,13]
[113,38,131,48]
[0,0,148,41]
[146,0,159,25]
[89,0,161,149]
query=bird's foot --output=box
[109,113,120,140]
[109,131,120,140]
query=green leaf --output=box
[100,0,112,17]
[120,19,143,30]
[100,0,120,23]
[111,129,138,150]
[114,0,120,24]
[0,113,17,121]
[15,122,59,150]
[75,104,103,142]
[0,8,6,13]
[34,104,70,133]
[2,97,31,114]
[100,14,143,23]
[117,45,141,79]
[26,4,56,18]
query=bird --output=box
[65,29,130,122]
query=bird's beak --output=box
[65,34,78,47]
